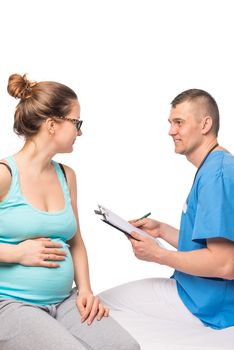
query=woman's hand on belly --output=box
[15,238,67,267]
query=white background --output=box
[0,0,234,293]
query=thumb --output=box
[129,218,146,227]
[34,237,51,241]
[129,231,142,241]
[76,297,86,315]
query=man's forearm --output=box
[158,242,234,280]
[160,223,179,248]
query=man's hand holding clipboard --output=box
[94,204,165,248]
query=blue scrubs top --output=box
[173,150,234,329]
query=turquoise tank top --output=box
[0,156,77,305]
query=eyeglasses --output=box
[56,116,83,132]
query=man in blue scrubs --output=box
[129,89,234,329]
[100,89,234,349]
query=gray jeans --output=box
[0,288,140,350]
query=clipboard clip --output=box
[94,209,103,215]
[94,205,107,220]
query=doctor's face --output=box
[168,101,204,157]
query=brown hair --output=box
[171,89,220,136]
[7,73,78,138]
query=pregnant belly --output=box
[0,241,74,305]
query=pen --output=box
[137,212,151,220]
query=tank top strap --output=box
[5,156,20,189]
[0,156,22,203]
[4,156,15,173]
[52,161,71,203]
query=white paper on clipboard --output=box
[94,204,165,248]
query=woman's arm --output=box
[0,243,20,263]
[65,166,108,324]
[0,239,66,267]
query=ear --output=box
[201,115,213,135]
[45,118,55,135]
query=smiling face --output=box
[168,101,205,158]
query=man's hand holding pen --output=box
[129,213,165,263]
[129,214,163,239]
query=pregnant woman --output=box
[0,73,140,350]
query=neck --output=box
[186,139,220,168]
[14,138,56,173]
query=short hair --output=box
[7,73,78,138]
[171,89,220,136]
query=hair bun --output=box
[7,73,36,100]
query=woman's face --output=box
[54,99,82,153]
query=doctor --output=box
[99,89,234,336]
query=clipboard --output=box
[94,204,164,247]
